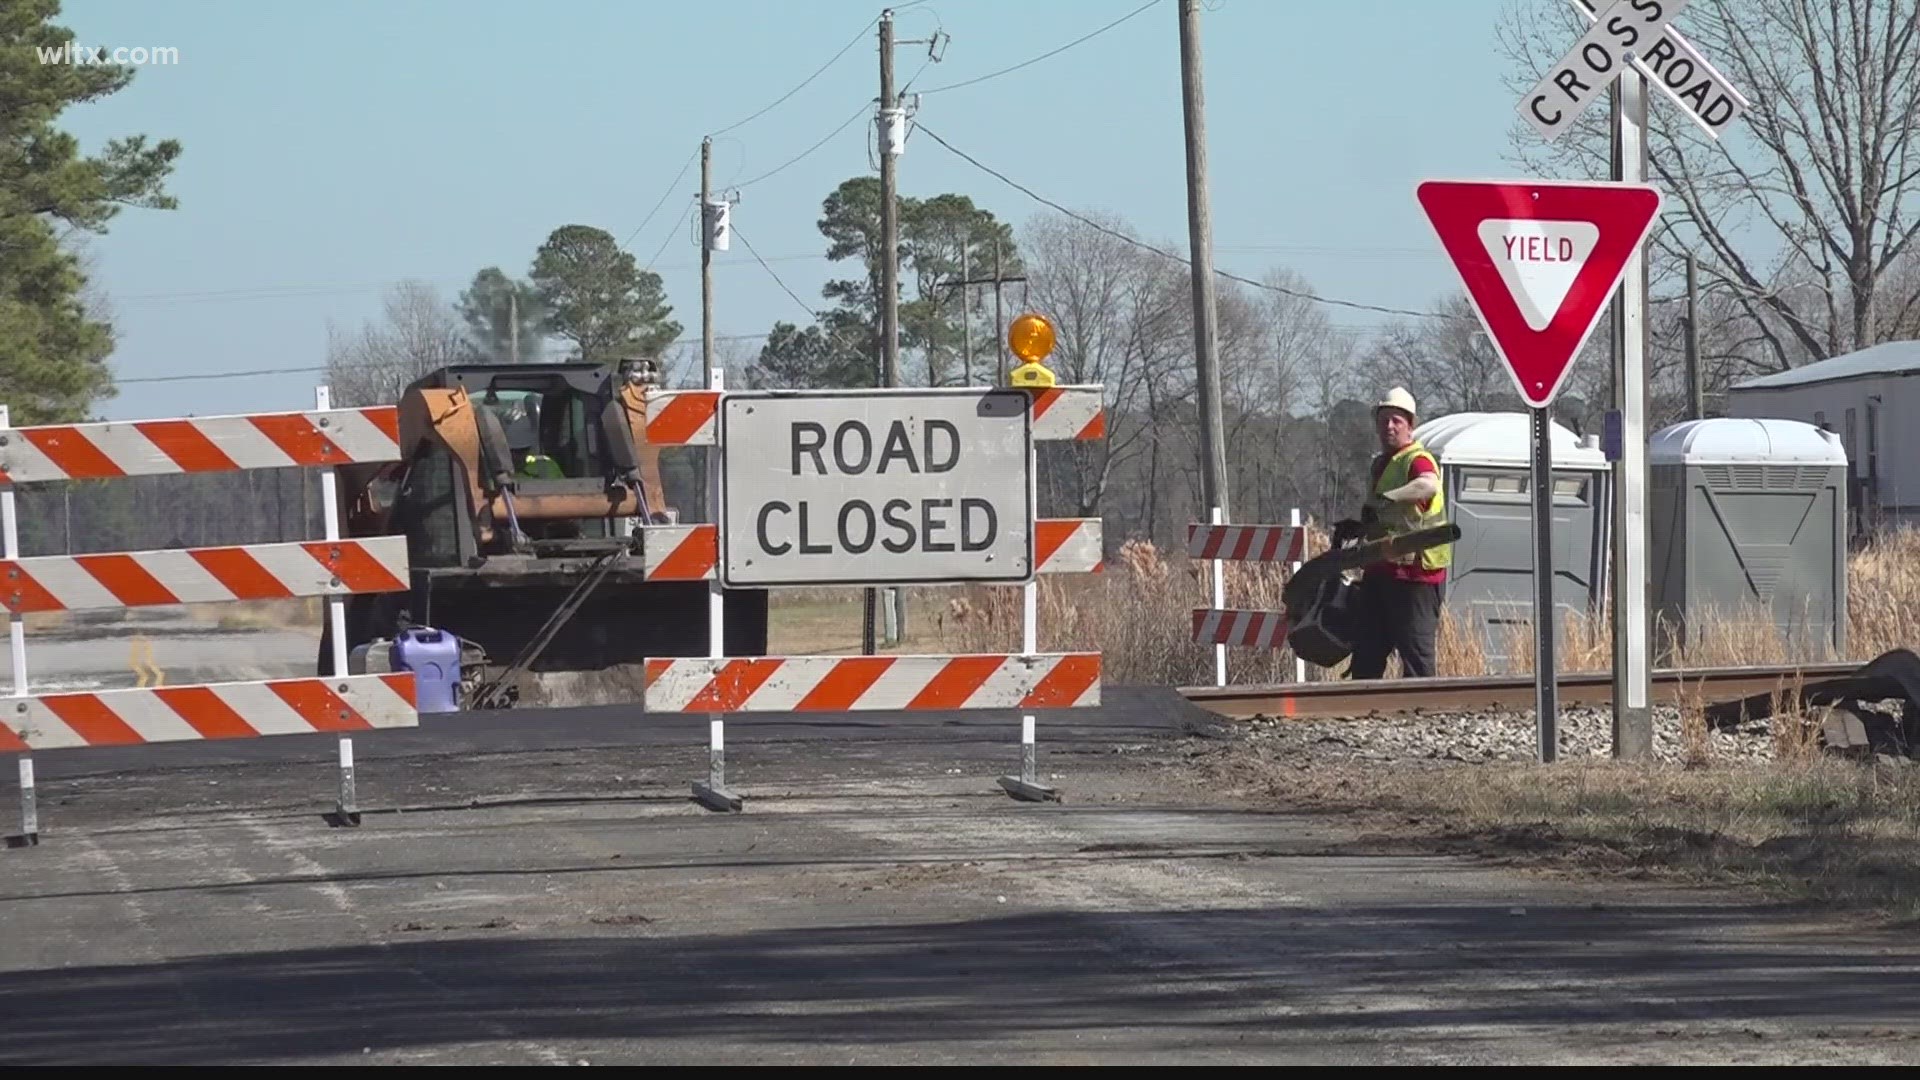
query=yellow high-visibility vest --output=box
[1371,441,1451,572]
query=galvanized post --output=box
[1532,406,1559,764]
[1609,69,1654,761]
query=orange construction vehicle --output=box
[322,361,767,707]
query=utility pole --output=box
[959,244,973,385]
[939,252,1026,386]
[1685,252,1703,420]
[509,292,519,363]
[993,239,1006,383]
[874,11,901,648]
[701,135,715,386]
[878,10,901,391]
[1178,0,1230,521]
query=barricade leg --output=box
[999,580,1060,802]
[999,714,1058,803]
[2,404,38,847]
[688,370,742,813]
[316,386,363,829]
[7,757,37,848]
[693,718,742,812]
[327,737,360,828]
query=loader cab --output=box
[329,360,769,703]
[389,363,670,564]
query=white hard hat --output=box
[1374,386,1417,418]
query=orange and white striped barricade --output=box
[1188,509,1313,687]
[0,390,413,844]
[642,377,1107,810]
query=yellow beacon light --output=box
[1006,312,1057,389]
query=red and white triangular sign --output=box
[1416,179,1662,409]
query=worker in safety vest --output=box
[1334,386,1450,680]
[499,399,564,479]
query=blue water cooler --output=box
[392,627,462,713]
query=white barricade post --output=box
[640,350,1106,809]
[0,405,32,846]
[1290,508,1307,683]
[0,394,418,842]
[1209,507,1227,688]
[691,371,741,813]
[316,386,358,827]
[1188,515,1311,683]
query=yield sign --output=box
[1416,179,1662,408]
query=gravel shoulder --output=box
[1178,705,1920,925]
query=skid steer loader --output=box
[320,361,767,708]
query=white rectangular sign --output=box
[1569,0,1749,139]
[1519,0,1690,141]
[719,388,1035,587]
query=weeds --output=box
[914,524,1920,686]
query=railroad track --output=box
[1178,662,1863,720]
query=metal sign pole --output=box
[1610,68,1654,761]
[1532,405,1558,764]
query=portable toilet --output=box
[1413,412,1613,672]
[1648,418,1849,662]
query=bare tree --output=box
[1361,294,1520,418]
[1021,211,1188,520]
[323,282,476,407]
[1497,0,1920,370]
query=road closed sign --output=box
[719,388,1035,587]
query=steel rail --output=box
[1178,662,1862,720]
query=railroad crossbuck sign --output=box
[1416,179,1662,408]
[1519,0,1688,141]
[719,388,1034,587]
[1561,0,1749,140]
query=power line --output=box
[710,15,880,138]
[913,123,1462,322]
[735,225,819,321]
[738,99,871,189]
[621,148,697,251]
[918,0,1161,95]
[735,224,872,359]
[645,204,693,270]
[112,332,788,386]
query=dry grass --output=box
[189,598,323,633]
[1307,757,1920,923]
[898,524,1920,686]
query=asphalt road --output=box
[3,688,1918,1065]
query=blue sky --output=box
[54,0,1534,421]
